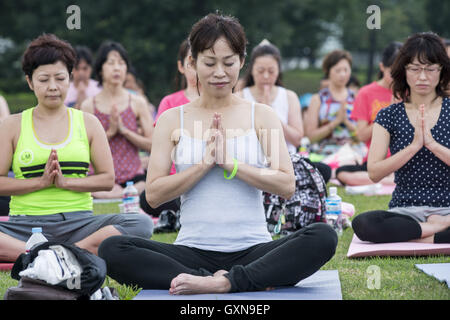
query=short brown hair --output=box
[322,50,352,78]
[391,32,450,102]
[22,33,76,78]
[189,13,247,62]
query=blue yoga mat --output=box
[134,270,342,300]
[415,263,450,288]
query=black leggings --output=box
[98,223,337,292]
[352,210,450,243]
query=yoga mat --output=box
[93,198,122,204]
[134,270,342,300]
[347,234,450,258]
[0,216,9,222]
[0,263,13,272]
[415,263,450,288]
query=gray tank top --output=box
[173,102,273,252]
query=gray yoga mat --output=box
[134,270,342,300]
[415,263,450,288]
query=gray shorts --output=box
[389,206,450,223]
[0,211,153,243]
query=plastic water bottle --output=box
[122,181,140,213]
[325,187,343,236]
[25,227,48,252]
[299,137,310,157]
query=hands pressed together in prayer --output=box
[203,112,235,172]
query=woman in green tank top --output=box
[0,34,153,262]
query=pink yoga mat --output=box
[0,263,13,271]
[0,216,9,222]
[347,234,450,258]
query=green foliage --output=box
[0,1,444,109]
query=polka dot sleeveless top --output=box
[375,97,450,208]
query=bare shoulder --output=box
[310,93,320,105]
[0,113,21,129]
[286,89,299,100]
[154,105,181,141]
[131,94,148,111]
[82,110,101,127]
[80,96,95,113]
[254,102,280,130]
[0,113,21,141]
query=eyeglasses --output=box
[405,65,442,75]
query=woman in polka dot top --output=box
[352,32,450,244]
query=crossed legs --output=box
[99,223,338,294]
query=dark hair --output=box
[346,75,360,88]
[174,39,190,91]
[93,41,130,85]
[74,46,94,67]
[391,32,450,102]
[189,13,247,63]
[377,41,402,79]
[322,50,352,78]
[242,42,283,88]
[127,64,138,78]
[22,33,76,78]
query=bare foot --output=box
[169,273,231,295]
[212,270,274,292]
[213,270,228,277]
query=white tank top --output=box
[242,86,297,154]
[173,102,272,252]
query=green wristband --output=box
[224,158,238,180]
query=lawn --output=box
[1,185,449,300]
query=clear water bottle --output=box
[122,181,140,214]
[299,137,310,157]
[325,187,343,236]
[25,227,48,252]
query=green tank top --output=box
[10,107,92,216]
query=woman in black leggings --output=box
[100,223,336,292]
[99,14,337,294]
[353,32,450,244]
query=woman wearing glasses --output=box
[352,32,450,244]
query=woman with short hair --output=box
[0,34,153,262]
[99,14,337,294]
[352,32,450,244]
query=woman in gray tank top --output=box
[99,13,337,294]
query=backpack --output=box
[7,241,107,299]
[264,153,327,236]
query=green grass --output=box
[1,187,449,300]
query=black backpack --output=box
[264,153,327,236]
[9,241,107,298]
